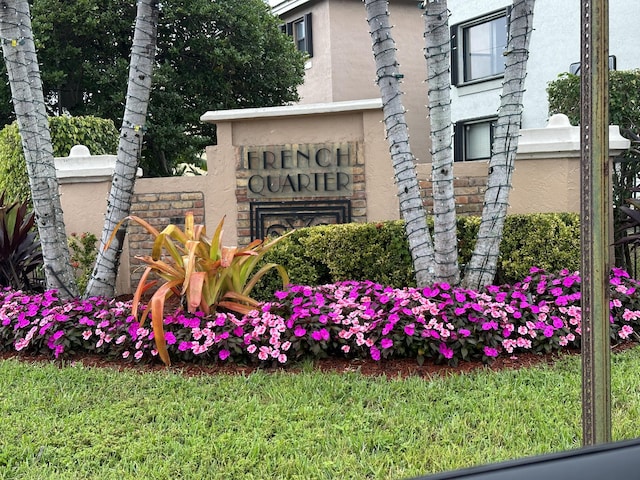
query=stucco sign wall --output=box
[242,142,355,198]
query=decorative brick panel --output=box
[236,142,367,245]
[127,191,205,287]
[419,172,487,217]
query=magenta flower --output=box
[404,323,415,336]
[219,349,231,361]
[164,331,177,345]
[484,346,499,358]
[294,326,306,337]
[619,325,634,339]
[481,321,498,331]
[274,290,289,300]
[543,326,555,338]
[311,328,330,341]
[439,343,454,359]
[381,338,393,349]
[370,346,381,361]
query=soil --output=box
[4,346,631,380]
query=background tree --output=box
[0,0,305,176]
[364,0,436,287]
[548,70,640,276]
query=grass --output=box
[1,348,640,479]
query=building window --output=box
[451,9,509,85]
[282,13,313,57]
[454,118,497,162]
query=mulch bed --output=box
[4,345,633,380]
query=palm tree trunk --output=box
[463,0,536,290]
[0,0,78,297]
[85,0,160,298]
[364,0,435,287]
[424,0,459,285]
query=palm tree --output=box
[424,0,459,285]
[0,0,78,297]
[85,0,160,298]
[463,0,536,290]
[364,0,436,286]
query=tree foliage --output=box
[548,70,640,274]
[0,0,305,176]
[0,116,118,202]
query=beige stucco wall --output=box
[416,156,582,216]
[283,0,431,164]
[59,157,237,296]
[509,157,581,214]
[202,101,401,224]
[296,0,333,104]
[58,110,629,295]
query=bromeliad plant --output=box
[0,191,43,291]
[106,212,290,365]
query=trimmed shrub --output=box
[0,116,119,202]
[253,212,581,298]
[495,213,581,284]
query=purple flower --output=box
[164,331,177,345]
[439,343,454,359]
[219,349,231,361]
[294,326,306,337]
[311,328,330,341]
[484,347,499,358]
[404,323,415,336]
[458,328,471,337]
[370,346,381,361]
[381,338,393,349]
[274,290,289,300]
[481,321,498,331]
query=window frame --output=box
[282,12,313,57]
[454,116,498,162]
[451,8,510,86]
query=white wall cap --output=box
[517,114,631,159]
[55,147,142,183]
[270,0,311,16]
[69,144,91,156]
[200,98,383,123]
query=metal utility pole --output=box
[580,0,611,445]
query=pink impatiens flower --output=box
[619,325,634,340]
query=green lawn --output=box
[1,348,640,480]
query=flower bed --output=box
[1,267,639,366]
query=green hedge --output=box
[253,213,581,300]
[0,116,119,202]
